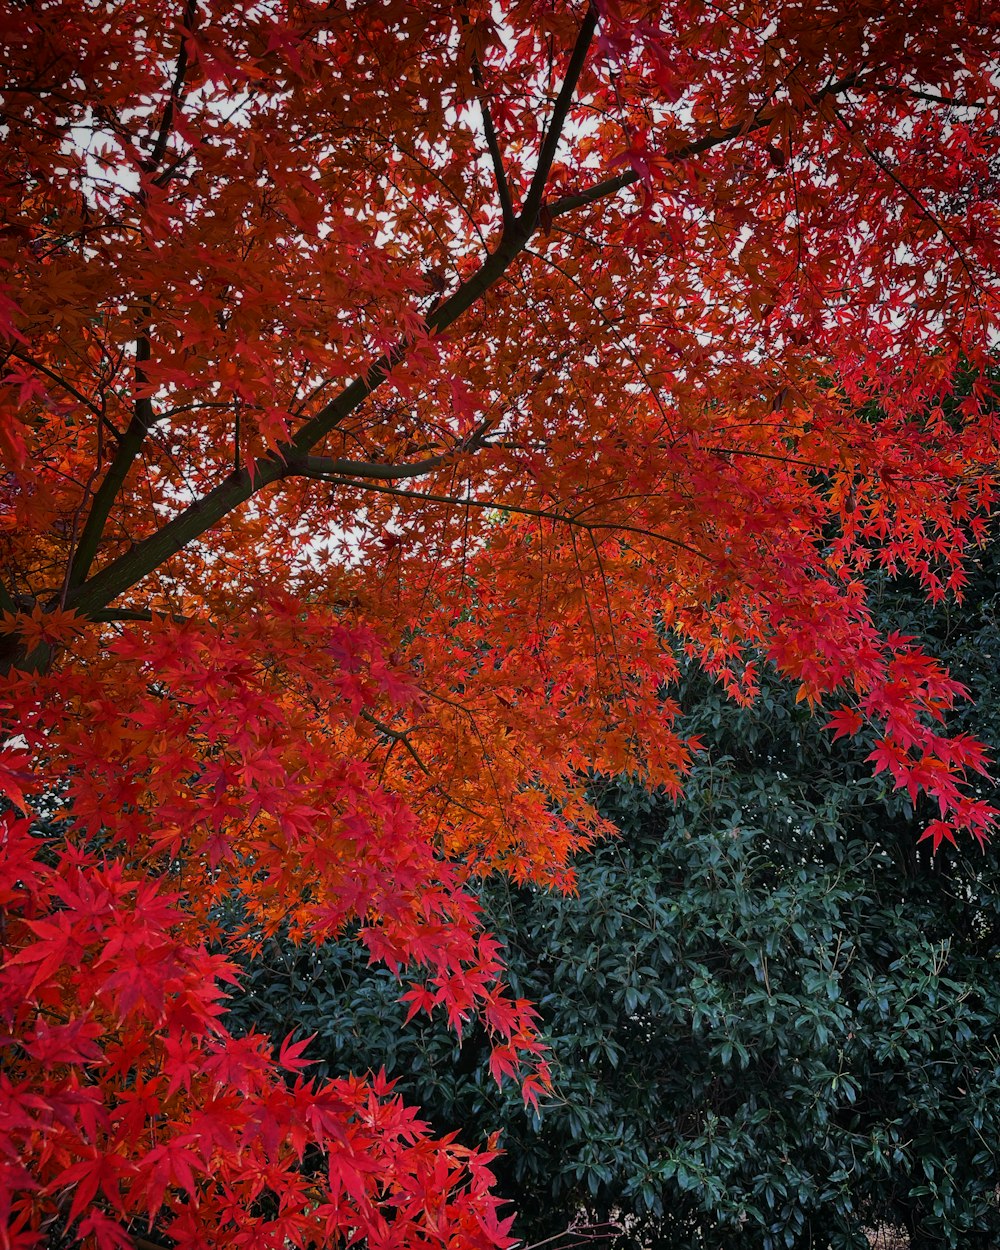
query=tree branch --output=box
[549,70,862,220]
[89,607,190,623]
[286,219,529,464]
[830,101,984,305]
[519,3,599,230]
[145,0,199,171]
[65,456,285,616]
[65,7,201,591]
[360,707,487,818]
[292,419,493,484]
[471,53,515,230]
[59,10,606,618]
[67,306,158,589]
[281,472,713,563]
[861,81,992,110]
[9,348,115,429]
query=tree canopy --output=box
[2,2,1000,1246]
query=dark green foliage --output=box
[226,556,1000,1249]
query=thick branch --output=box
[291,453,455,483]
[67,317,157,588]
[549,170,637,219]
[519,4,598,229]
[291,420,492,484]
[145,0,199,171]
[284,225,525,465]
[65,456,286,616]
[65,408,496,617]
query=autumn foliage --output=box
[2,1,1000,1246]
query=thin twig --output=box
[286,470,713,563]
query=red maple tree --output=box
[2,1,999,1246]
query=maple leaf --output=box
[55,1151,132,1223]
[0,751,33,814]
[277,1032,317,1074]
[825,707,864,741]
[77,1211,135,1250]
[139,1135,202,1221]
[21,1016,104,1067]
[918,819,958,853]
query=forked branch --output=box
[58,20,867,627]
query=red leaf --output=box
[277,1032,317,1073]
[825,707,863,741]
[918,820,957,852]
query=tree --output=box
[1,2,999,1246]
[226,549,1000,1250]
